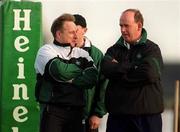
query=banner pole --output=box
[174,80,179,132]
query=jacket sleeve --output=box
[102,44,163,87]
[92,74,108,117]
[71,48,98,88]
[101,46,129,79]
[72,66,98,89]
[47,57,82,82]
[121,45,163,87]
[90,51,107,117]
[47,57,98,89]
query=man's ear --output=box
[137,22,142,31]
[56,30,61,39]
[84,27,88,34]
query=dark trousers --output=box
[106,114,162,132]
[40,105,83,132]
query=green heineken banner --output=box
[0,1,42,132]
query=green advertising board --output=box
[0,1,42,132]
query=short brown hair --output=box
[51,13,75,37]
[123,9,144,26]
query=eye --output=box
[125,25,129,27]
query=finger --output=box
[90,124,98,130]
[93,124,98,129]
[90,123,95,129]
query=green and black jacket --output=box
[101,29,164,115]
[83,37,107,119]
[34,40,98,107]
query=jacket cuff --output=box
[91,113,103,118]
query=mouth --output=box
[122,34,128,37]
[123,34,129,38]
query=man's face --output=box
[75,25,87,47]
[59,21,77,47]
[120,11,141,44]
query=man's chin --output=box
[70,43,76,47]
[123,38,131,43]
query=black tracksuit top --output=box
[102,29,164,115]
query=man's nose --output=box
[121,27,125,32]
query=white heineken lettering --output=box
[12,84,29,100]
[13,106,28,122]
[13,9,31,31]
[12,8,32,131]
[14,36,29,52]
[12,127,19,132]
[17,57,25,79]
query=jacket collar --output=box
[116,28,147,47]
[53,39,71,47]
[82,36,92,52]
